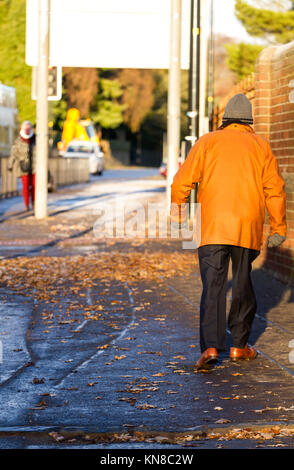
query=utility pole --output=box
[35,0,50,219]
[166,0,182,210]
[207,0,214,131]
[187,0,201,212]
[199,0,208,137]
[187,0,200,149]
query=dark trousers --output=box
[197,244,260,352]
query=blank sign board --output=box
[26,0,190,69]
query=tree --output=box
[117,69,155,133]
[139,70,168,149]
[225,42,264,81]
[0,0,36,124]
[63,68,99,118]
[226,1,294,81]
[213,34,236,101]
[140,69,189,151]
[91,73,125,129]
[235,0,294,44]
[52,82,68,134]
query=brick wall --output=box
[214,41,294,286]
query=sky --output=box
[213,0,261,43]
[213,0,293,43]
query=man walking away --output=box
[171,93,287,371]
[8,121,36,211]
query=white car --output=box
[62,140,104,175]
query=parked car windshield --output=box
[67,143,93,154]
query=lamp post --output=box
[166,0,182,210]
[187,0,200,148]
[35,0,49,219]
[187,0,201,213]
[208,0,214,131]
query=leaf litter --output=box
[0,251,196,300]
[2,248,291,434]
[46,424,294,446]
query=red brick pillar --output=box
[254,46,276,141]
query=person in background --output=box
[8,120,36,211]
[171,93,287,371]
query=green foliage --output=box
[226,1,294,81]
[92,98,125,130]
[98,78,122,100]
[225,42,264,81]
[52,82,68,132]
[0,0,36,124]
[91,74,125,129]
[140,70,189,149]
[235,0,294,44]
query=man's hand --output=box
[267,233,286,248]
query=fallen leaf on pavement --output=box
[136,403,156,410]
[33,377,45,384]
[49,432,64,442]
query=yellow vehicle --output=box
[58,108,100,153]
[80,118,100,144]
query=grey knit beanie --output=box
[222,93,253,125]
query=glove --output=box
[267,233,286,248]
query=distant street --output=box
[0,168,163,220]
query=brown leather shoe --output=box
[196,348,218,370]
[230,344,257,361]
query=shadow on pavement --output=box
[225,246,294,351]
[0,226,94,261]
[47,191,117,217]
[0,209,34,223]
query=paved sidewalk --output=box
[0,172,294,450]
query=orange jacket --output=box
[171,123,286,250]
